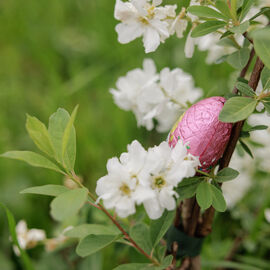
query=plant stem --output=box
[68,171,160,266]
[176,50,264,269]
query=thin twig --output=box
[69,172,160,266]
[177,49,264,269]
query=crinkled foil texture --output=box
[169,97,233,171]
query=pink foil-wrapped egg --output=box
[168,97,233,171]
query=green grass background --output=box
[0,0,270,269]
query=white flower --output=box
[248,112,270,172]
[96,140,154,218]
[45,226,73,252]
[265,208,270,223]
[185,32,243,64]
[255,81,270,112]
[13,220,46,256]
[110,59,163,130]
[96,140,199,219]
[167,7,188,38]
[110,59,202,132]
[154,67,202,132]
[222,152,252,208]
[140,141,200,219]
[115,0,173,53]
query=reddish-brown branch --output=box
[176,54,264,269]
[233,48,255,94]
[98,203,159,265]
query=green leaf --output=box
[161,255,173,268]
[187,6,227,20]
[26,115,55,157]
[263,101,270,114]
[220,30,233,39]
[65,224,119,239]
[0,151,63,173]
[48,108,76,171]
[62,105,79,170]
[210,185,226,212]
[156,245,167,261]
[76,234,120,257]
[230,21,249,34]
[20,185,69,196]
[216,168,239,182]
[113,264,155,270]
[252,27,270,70]
[50,188,88,221]
[176,177,202,199]
[150,210,175,248]
[249,7,270,21]
[230,0,238,20]
[215,0,232,19]
[0,203,34,270]
[240,0,254,21]
[243,125,268,132]
[239,139,254,158]
[130,224,152,254]
[227,48,250,69]
[191,21,227,37]
[235,82,256,97]
[261,67,270,90]
[196,182,212,210]
[219,97,257,123]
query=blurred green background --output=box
[1,0,270,269]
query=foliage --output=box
[1,0,270,269]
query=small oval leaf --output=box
[211,185,227,212]
[76,234,120,257]
[50,188,88,221]
[196,181,212,210]
[20,185,69,196]
[219,97,257,123]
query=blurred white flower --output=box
[248,112,270,172]
[264,208,270,223]
[167,7,188,38]
[111,59,202,132]
[222,152,252,208]
[110,59,162,130]
[115,0,174,53]
[45,226,73,252]
[185,32,243,64]
[255,82,270,112]
[14,220,46,256]
[96,140,199,219]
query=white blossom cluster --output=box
[13,220,46,256]
[110,59,202,132]
[114,0,191,53]
[185,1,270,63]
[96,140,200,219]
[114,0,270,64]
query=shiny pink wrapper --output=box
[168,97,233,171]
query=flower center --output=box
[139,16,149,24]
[120,183,131,195]
[154,176,166,189]
[147,6,155,18]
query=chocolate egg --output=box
[168,97,233,171]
